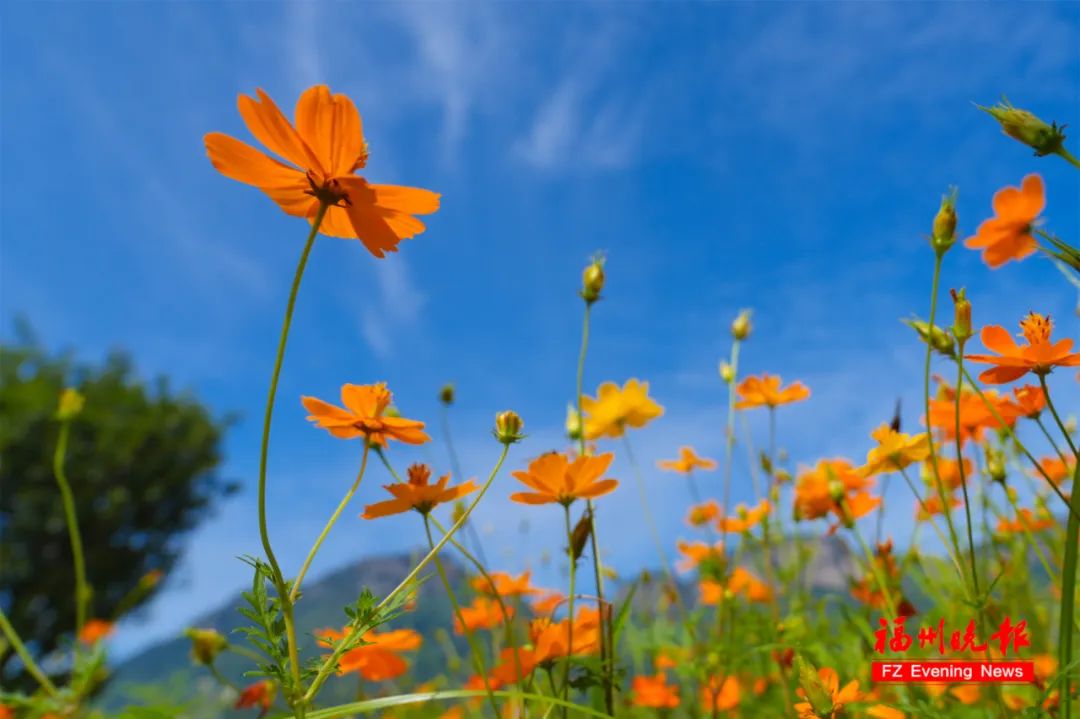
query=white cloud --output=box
[354,256,427,359]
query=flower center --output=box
[1019,312,1052,345]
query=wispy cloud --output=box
[513,25,648,172]
[354,256,427,359]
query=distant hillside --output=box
[100,538,861,717]
[100,553,467,717]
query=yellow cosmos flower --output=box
[580,379,664,439]
[858,424,932,477]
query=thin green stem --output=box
[441,403,489,567]
[893,464,968,582]
[0,606,60,698]
[1042,374,1080,719]
[1057,146,1080,170]
[259,202,328,588]
[257,202,330,715]
[1041,374,1079,459]
[562,505,577,717]
[921,254,967,594]
[305,444,510,703]
[53,420,89,635]
[291,443,371,603]
[1037,416,1071,464]
[959,365,1077,518]
[574,301,613,715]
[423,516,500,718]
[954,352,980,596]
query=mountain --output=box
[100,553,467,717]
[100,538,860,717]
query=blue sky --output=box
[2,1,1078,658]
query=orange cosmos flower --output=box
[700,675,741,713]
[509,452,618,506]
[734,374,810,410]
[700,568,772,604]
[676,539,725,573]
[716,499,771,534]
[79,618,115,645]
[454,597,514,634]
[726,567,774,603]
[361,463,477,519]
[1035,456,1075,483]
[580,379,664,439]
[657,446,717,473]
[866,707,906,719]
[997,507,1055,534]
[302,383,429,446]
[316,626,422,681]
[930,457,973,491]
[964,174,1043,268]
[205,85,440,258]
[632,673,680,709]
[235,680,276,715]
[916,493,961,521]
[966,313,1080,384]
[686,499,721,527]
[949,685,981,704]
[794,667,863,719]
[490,608,601,683]
[859,424,932,477]
[472,571,543,598]
[794,459,876,528]
[926,381,1018,445]
[531,592,565,616]
[1012,384,1046,418]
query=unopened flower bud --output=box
[493,410,525,445]
[986,447,1007,485]
[903,319,956,357]
[978,98,1068,158]
[384,405,402,418]
[950,288,973,344]
[795,655,834,717]
[56,388,85,421]
[731,310,752,341]
[827,478,846,502]
[439,383,455,405]
[718,361,735,384]
[581,254,606,304]
[451,499,467,524]
[569,510,593,562]
[565,405,583,441]
[931,188,958,255]
[139,569,164,591]
[185,628,228,665]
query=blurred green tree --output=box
[0,323,237,681]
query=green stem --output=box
[423,516,500,718]
[53,420,89,635]
[257,201,329,715]
[954,352,980,596]
[921,253,967,594]
[305,444,510,703]
[441,403,489,567]
[893,465,968,582]
[259,201,328,587]
[291,443,370,602]
[1037,416,1071,464]
[959,365,1076,517]
[1042,374,1080,719]
[575,301,614,715]
[1041,374,1079,459]
[562,504,577,717]
[0,606,60,698]
[1057,146,1080,170]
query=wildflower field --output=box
[1,5,1079,719]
